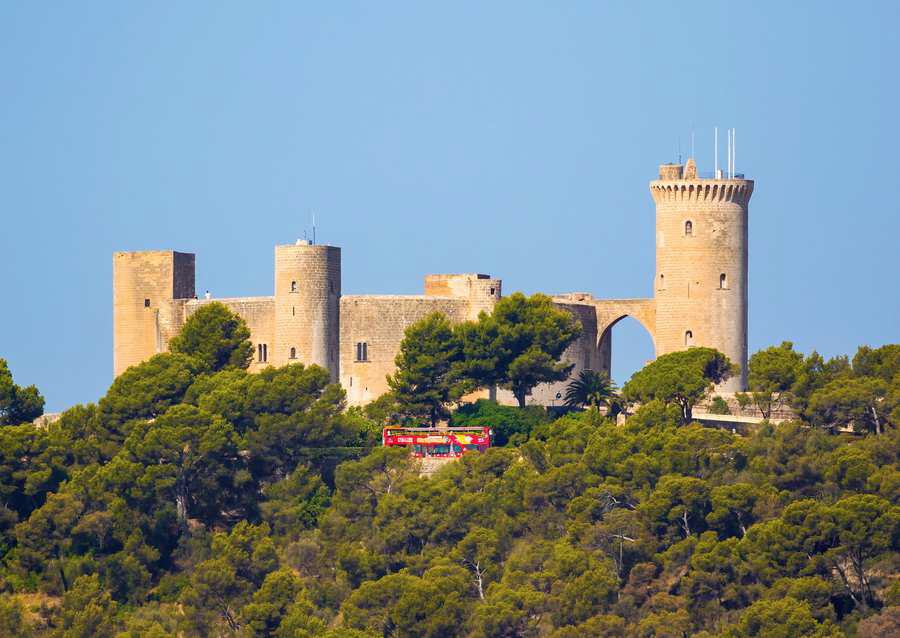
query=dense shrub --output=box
[451,398,550,445]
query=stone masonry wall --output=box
[494,301,602,407]
[340,295,470,405]
[424,273,501,320]
[274,243,341,380]
[113,251,194,377]
[184,297,276,371]
[651,171,753,392]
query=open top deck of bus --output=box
[382,426,492,458]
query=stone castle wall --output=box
[494,300,605,407]
[340,295,471,405]
[424,273,502,320]
[112,160,753,403]
[185,297,276,372]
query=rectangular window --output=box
[355,342,368,362]
[258,343,268,363]
[144,298,151,307]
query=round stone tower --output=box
[650,159,754,392]
[274,241,341,380]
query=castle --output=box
[113,159,753,404]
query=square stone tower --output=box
[113,251,195,376]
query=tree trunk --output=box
[515,389,526,408]
[681,400,692,424]
[465,559,486,600]
[474,563,485,600]
[176,478,189,527]
[55,548,69,593]
[870,406,882,435]
[680,509,692,537]
[617,539,623,580]
[220,601,240,632]
[852,552,875,607]
[833,560,865,611]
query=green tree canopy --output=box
[99,353,200,426]
[451,399,549,446]
[2,336,899,636]
[387,312,467,426]
[852,344,900,381]
[790,351,851,414]
[0,358,44,425]
[639,474,711,542]
[807,375,894,435]
[622,347,734,423]
[114,404,243,526]
[458,293,581,407]
[0,595,28,638]
[721,597,842,638]
[168,301,254,372]
[180,521,278,634]
[745,341,804,418]
[56,574,120,638]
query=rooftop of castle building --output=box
[657,158,748,181]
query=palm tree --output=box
[564,370,619,413]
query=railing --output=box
[696,171,746,179]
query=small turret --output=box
[658,163,684,180]
[424,273,501,320]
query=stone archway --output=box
[530,296,657,407]
[592,299,656,379]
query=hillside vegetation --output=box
[0,304,897,637]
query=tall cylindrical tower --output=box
[650,159,753,392]
[274,241,341,380]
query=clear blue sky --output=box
[2,2,898,411]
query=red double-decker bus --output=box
[382,426,492,457]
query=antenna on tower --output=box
[727,128,732,178]
[312,211,317,245]
[733,128,736,177]
[714,127,719,178]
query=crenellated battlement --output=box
[649,179,753,205]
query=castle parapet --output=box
[649,179,753,205]
[424,273,501,320]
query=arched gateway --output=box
[529,295,657,405]
[594,299,657,375]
